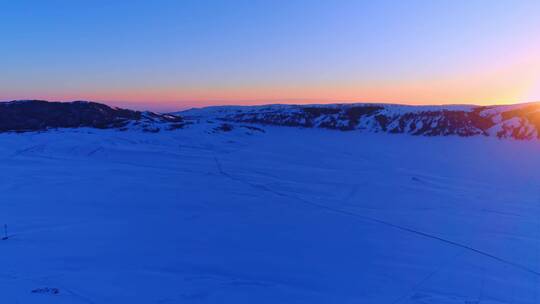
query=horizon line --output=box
[2,98,539,113]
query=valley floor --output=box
[1,125,540,303]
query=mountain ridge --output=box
[179,102,540,140]
[0,100,184,133]
[3,99,540,140]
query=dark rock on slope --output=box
[180,102,540,140]
[0,100,182,133]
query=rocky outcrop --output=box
[180,102,540,140]
[0,100,183,133]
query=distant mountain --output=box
[179,102,540,140]
[4,100,540,140]
[0,100,184,133]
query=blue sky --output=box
[1,0,540,110]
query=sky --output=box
[1,0,540,111]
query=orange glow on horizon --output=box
[5,47,540,110]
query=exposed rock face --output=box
[180,103,540,140]
[0,100,183,133]
[7,100,540,140]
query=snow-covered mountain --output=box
[5,100,540,141]
[180,102,540,140]
[0,100,184,132]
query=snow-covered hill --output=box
[5,100,540,141]
[0,100,184,133]
[180,102,540,140]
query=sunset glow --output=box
[1,1,540,111]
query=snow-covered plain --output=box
[1,123,540,303]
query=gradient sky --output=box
[2,0,540,111]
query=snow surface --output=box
[1,123,540,303]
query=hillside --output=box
[180,102,540,140]
[0,100,183,132]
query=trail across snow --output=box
[1,124,540,303]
